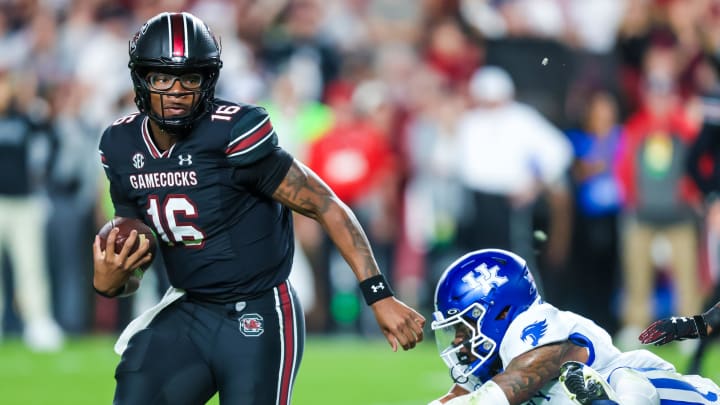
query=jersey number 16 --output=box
[146,194,205,247]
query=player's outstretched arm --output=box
[273,160,425,351]
[443,341,588,405]
[92,227,151,298]
[638,302,720,345]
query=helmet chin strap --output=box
[450,364,470,384]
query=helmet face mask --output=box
[432,249,540,382]
[432,303,496,383]
[128,12,223,133]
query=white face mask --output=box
[432,303,497,383]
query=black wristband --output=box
[359,275,394,305]
[93,284,125,298]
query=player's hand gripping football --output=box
[638,316,700,345]
[93,227,153,296]
[371,297,425,351]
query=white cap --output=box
[469,65,515,103]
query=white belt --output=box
[114,287,186,355]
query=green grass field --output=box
[1,335,718,405]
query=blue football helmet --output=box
[432,249,540,383]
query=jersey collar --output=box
[142,117,176,159]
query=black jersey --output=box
[687,85,720,196]
[98,100,295,301]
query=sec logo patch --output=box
[238,314,264,337]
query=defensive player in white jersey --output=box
[428,249,720,405]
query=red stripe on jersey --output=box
[277,282,296,405]
[225,120,273,156]
[170,13,185,58]
[142,118,162,158]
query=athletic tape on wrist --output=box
[468,381,510,405]
[359,274,394,305]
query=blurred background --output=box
[1,0,720,403]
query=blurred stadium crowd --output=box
[2,0,720,356]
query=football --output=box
[97,217,158,271]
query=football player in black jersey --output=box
[91,11,425,405]
[639,28,720,373]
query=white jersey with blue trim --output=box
[491,302,720,404]
[501,302,644,372]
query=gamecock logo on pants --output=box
[238,314,264,337]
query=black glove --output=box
[638,316,707,346]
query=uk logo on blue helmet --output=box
[431,249,540,383]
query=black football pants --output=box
[113,281,305,405]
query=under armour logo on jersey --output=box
[461,263,508,296]
[371,282,385,293]
[178,154,193,166]
[132,153,145,169]
[521,319,548,347]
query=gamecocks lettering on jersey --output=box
[129,170,198,189]
[98,99,293,297]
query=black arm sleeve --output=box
[231,148,294,197]
[704,302,720,335]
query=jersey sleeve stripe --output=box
[99,150,109,168]
[227,115,270,148]
[227,130,276,157]
[225,118,273,156]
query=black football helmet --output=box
[129,12,222,133]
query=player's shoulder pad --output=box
[215,100,279,167]
[99,112,144,171]
[499,303,570,362]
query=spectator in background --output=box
[402,66,469,313]
[307,79,400,334]
[615,0,656,115]
[258,71,335,329]
[0,70,64,351]
[565,89,625,335]
[256,0,341,103]
[190,0,265,104]
[73,5,134,129]
[682,20,720,372]
[45,79,100,335]
[615,43,703,350]
[421,16,483,94]
[452,65,574,299]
